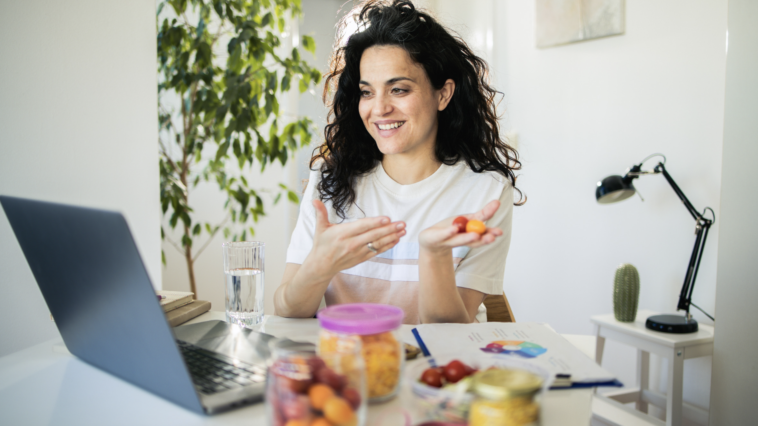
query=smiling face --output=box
[358,45,454,160]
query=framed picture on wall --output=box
[536,0,625,48]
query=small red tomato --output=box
[276,375,311,394]
[306,356,326,375]
[444,360,467,384]
[420,367,444,388]
[462,362,476,376]
[453,216,468,233]
[341,387,362,410]
[466,219,486,235]
[315,367,346,392]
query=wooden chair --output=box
[483,292,516,322]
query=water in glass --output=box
[225,267,264,327]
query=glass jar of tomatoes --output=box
[317,303,405,403]
[266,340,366,426]
[468,368,543,426]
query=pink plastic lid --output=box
[415,423,467,426]
[317,303,404,335]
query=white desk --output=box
[0,313,594,425]
[591,310,713,426]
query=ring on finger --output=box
[367,242,378,253]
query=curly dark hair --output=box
[311,0,524,219]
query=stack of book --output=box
[157,291,211,327]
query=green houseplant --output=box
[157,0,320,296]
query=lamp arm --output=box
[677,222,708,314]
[683,223,712,311]
[655,162,702,221]
[651,162,715,317]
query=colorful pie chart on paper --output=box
[480,340,547,358]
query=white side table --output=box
[591,310,713,426]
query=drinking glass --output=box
[222,241,265,328]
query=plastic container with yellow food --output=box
[317,303,405,403]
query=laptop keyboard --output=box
[177,340,267,395]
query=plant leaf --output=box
[302,35,315,55]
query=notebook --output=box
[158,290,194,312]
[166,300,212,326]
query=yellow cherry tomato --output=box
[466,219,486,235]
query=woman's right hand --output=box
[304,199,406,279]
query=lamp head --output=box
[596,165,641,204]
[596,175,635,204]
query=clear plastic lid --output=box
[270,339,316,357]
[317,303,404,335]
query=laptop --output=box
[0,195,279,414]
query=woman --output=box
[274,0,523,324]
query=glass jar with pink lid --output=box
[317,303,405,403]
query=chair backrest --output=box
[484,292,516,322]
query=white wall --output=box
[709,0,758,423]
[295,0,346,187]
[0,0,160,357]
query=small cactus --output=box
[614,264,640,322]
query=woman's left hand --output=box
[418,200,503,254]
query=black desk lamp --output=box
[596,154,715,333]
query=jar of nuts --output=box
[317,303,405,403]
[468,368,543,426]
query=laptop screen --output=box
[1,196,204,414]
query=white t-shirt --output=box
[285,160,513,324]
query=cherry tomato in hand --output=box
[465,219,486,235]
[420,368,444,388]
[444,360,467,383]
[452,216,468,233]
